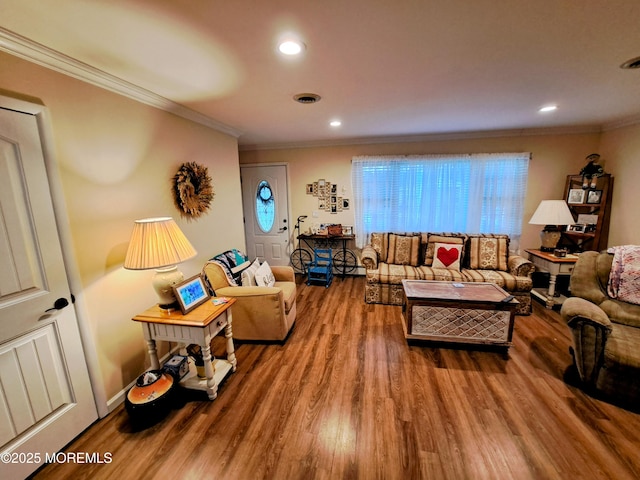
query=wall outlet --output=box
[312,211,319,218]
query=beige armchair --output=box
[202,262,297,341]
[561,250,640,405]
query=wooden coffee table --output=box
[401,280,518,350]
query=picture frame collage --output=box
[306,178,350,214]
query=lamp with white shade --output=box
[124,217,197,310]
[528,200,575,252]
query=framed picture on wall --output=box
[567,188,586,204]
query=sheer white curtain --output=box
[351,153,530,250]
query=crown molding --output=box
[239,124,603,152]
[3,28,637,148]
[602,113,640,132]
[0,27,242,138]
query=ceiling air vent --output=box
[620,56,640,69]
[294,93,321,104]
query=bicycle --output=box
[289,215,312,274]
[332,248,358,276]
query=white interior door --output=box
[0,107,97,479]
[241,165,290,266]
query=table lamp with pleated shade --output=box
[528,200,575,252]
[124,217,197,309]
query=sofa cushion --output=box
[416,266,465,282]
[386,233,421,266]
[467,234,509,271]
[424,234,466,266]
[367,263,421,285]
[461,269,532,292]
[370,233,389,261]
[432,242,463,270]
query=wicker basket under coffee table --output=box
[401,280,519,350]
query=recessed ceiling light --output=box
[539,105,558,113]
[329,120,342,127]
[278,40,305,56]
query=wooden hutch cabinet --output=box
[559,173,613,252]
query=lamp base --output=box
[539,226,562,252]
[152,266,184,310]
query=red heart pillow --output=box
[432,243,462,270]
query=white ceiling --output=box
[2,0,640,149]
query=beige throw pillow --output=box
[241,258,261,286]
[468,235,509,271]
[423,234,466,266]
[255,260,276,287]
[370,233,389,261]
[386,234,420,266]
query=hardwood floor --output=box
[33,276,640,480]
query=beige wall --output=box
[0,51,245,405]
[240,132,601,252]
[599,123,640,246]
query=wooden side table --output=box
[132,298,237,400]
[525,249,579,309]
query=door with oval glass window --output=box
[240,164,290,266]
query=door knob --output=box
[278,226,288,232]
[45,297,69,313]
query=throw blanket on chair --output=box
[607,245,640,305]
[209,249,250,287]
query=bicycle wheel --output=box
[332,249,357,275]
[290,248,312,274]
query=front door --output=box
[241,165,290,266]
[0,106,97,479]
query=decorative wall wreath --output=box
[172,162,214,219]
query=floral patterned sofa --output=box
[360,232,535,315]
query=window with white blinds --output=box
[351,153,530,250]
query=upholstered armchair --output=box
[202,262,297,342]
[561,250,640,405]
